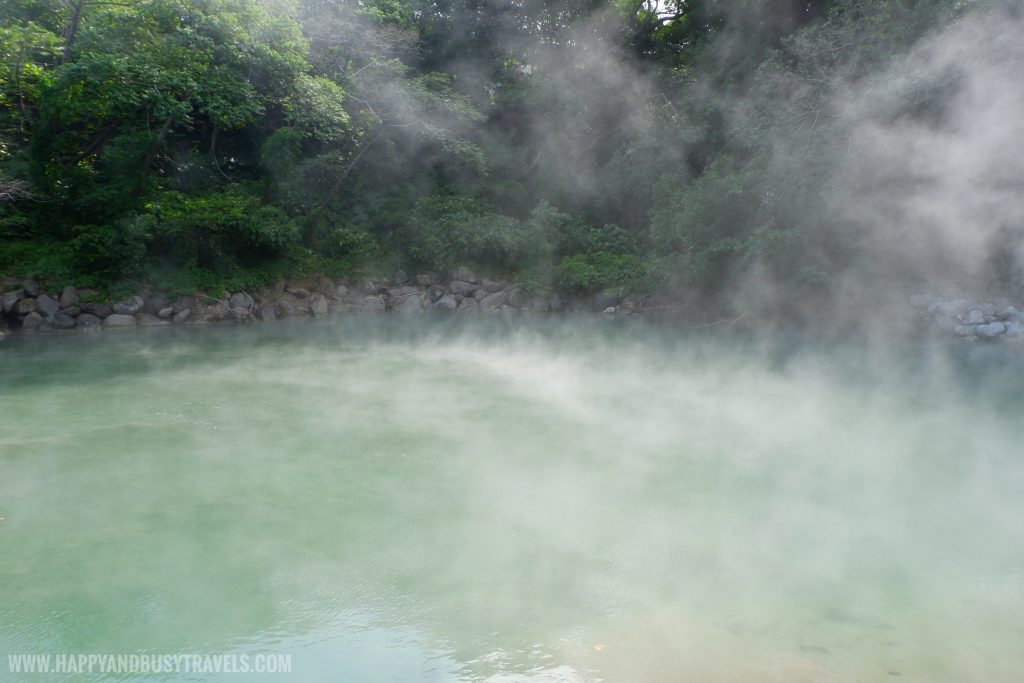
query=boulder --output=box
[528,296,550,312]
[2,289,24,313]
[175,295,195,311]
[358,294,386,313]
[277,294,311,317]
[394,294,424,313]
[1005,321,1023,337]
[480,289,509,310]
[104,313,136,327]
[315,276,335,294]
[965,309,984,325]
[143,292,170,315]
[113,295,144,315]
[258,305,276,321]
[427,284,446,302]
[507,287,528,309]
[59,285,79,308]
[195,302,229,322]
[480,279,504,293]
[36,294,59,316]
[434,294,458,311]
[310,293,329,315]
[137,313,169,326]
[229,292,254,311]
[449,280,477,296]
[393,269,409,285]
[77,313,102,328]
[334,284,349,299]
[457,297,480,312]
[591,290,621,312]
[975,321,1006,338]
[81,302,113,318]
[415,273,436,287]
[157,306,175,319]
[22,311,43,329]
[58,306,80,317]
[603,306,617,315]
[286,287,310,299]
[47,312,77,329]
[352,278,377,295]
[22,278,39,297]
[453,266,479,283]
[387,286,420,299]
[15,297,37,314]
[173,308,192,324]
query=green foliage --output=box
[556,252,648,293]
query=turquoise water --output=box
[1,318,1023,682]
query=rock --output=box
[473,288,487,300]
[528,296,550,312]
[77,313,102,328]
[387,285,420,299]
[548,293,563,312]
[603,306,617,315]
[393,269,409,285]
[15,297,37,314]
[1005,321,1023,337]
[591,290,621,312]
[997,305,1020,319]
[2,289,24,313]
[36,294,59,316]
[137,313,169,327]
[507,287,528,309]
[427,284,446,302]
[315,276,335,294]
[965,309,984,324]
[357,294,386,313]
[980,302,996,316]
[195,302,229,322]
[480,289,509,310]
[277,294,310,317]
[975,321,1005,338]
[229,291,254,311]
[47,312,76,329]
[104,313,137,328]
[394,294,424,313]
[59,285,79,308]
[449,280,477,296]
[453,266,479,283]
[334,284,349,299]
[22,312,43,329]
[173,308,192,324]
[457,297,480,312]
[81,302,112,318]
[286,287,310,299]
[22,278,39,297]
[113,295,144,315]
[157,306,175,319]
[480,279,504,293]
[415,273,436,287]
[434,294,458,311]
[175,295,195,310]
[143,293,170,315]
[58,306,81,317]
[310,293,329,315]
[258,305,276,321]
[352,278,377,295]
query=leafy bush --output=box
[556,252,648,293]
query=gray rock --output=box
[393,269,409,285]
[277,294,310,317]
[310,293,329,315]
[58,306,80,317]
[334,284,349,299]
[965,309,984,325]
[507,287,528,309]
[457,297,480,312]
[48,312,76,329]
[975,321,1006,338]
[173,308,192,324]
[450,280,477,296]
[315,276,335,294]
[480,279,504,293]
[104,313,136,327]
[229,292,254,310]
[387,285,420,299]
[286,287,310,299]
[415,273,436,287]
[59,285,79,307]
[113,295,144,315]
[15,297,37,314]
[22,279,39,297]
[1005,321,1023,337]
[175,295,195,310]
[528,296,550,312]
[480,289,509,310]
[353,278,377,295]
[358,294,386,313]
[453,266,479,283]
[143,293,170,315]
[77,313,102,328]
[997,305,1020,319]
[22,311,43,329]
[603,306,617,315]
[2,289,24,313]
[196,302,229,322]
[157,306,175,319]
[473,288,488,300]
[137,313,169,327]
[258,305,276,321]
[394,294,424,313]
[434,294,458,311]
[427,284,446,302]
[81,302,112,318]
[592,290,621,312]
[36,294,59,316]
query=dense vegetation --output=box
[0,0,986,311]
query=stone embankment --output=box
[0,267,643,336]
[911,295,1023,341]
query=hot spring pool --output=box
[1,317,1022,682]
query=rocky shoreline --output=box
[0,266,643,337]
[911,295,1024,341]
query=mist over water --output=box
[1,318,1023,682]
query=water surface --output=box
[1,317,1023,682]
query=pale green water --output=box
[1,317,1023,682]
